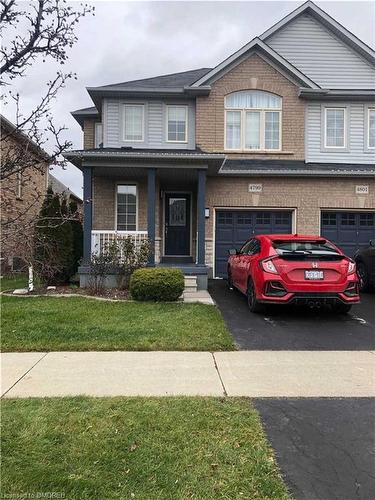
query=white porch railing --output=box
[91,230,148,256]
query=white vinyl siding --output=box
[266,13,375,89]
[123,105,144,142]
[324,108,346,149]
[116,185,137,231]
[103,98,195,149]
[306,102,375,164]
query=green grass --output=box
[1,296,234,351]
[1,397,290,500]
[0,273,28,291]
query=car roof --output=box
[259,234,326,241]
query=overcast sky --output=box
[5,0,375,197]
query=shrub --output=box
[130,268,184,302]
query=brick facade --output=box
[196,54,305,160]
[83,119,101,149]
[1,131,48,270]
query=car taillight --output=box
[347,261,356,275]
[261,257,278,274]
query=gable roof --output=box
[260,1,375,66]
[189,37,320,88]
[71,106,99,128]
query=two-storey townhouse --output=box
[65,1,375,289]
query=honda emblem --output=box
[311,262,319,268]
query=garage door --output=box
[321,211,375,257]
[215,210,292,278]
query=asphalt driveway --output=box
[254,398,375,500]
[209,280,375,350]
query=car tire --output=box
[227,268,234,290]
[332,303,352,314]
[247,279,263,313]
[356,261,370,292]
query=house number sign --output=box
[355,185,369,195]
[248,183,263,193]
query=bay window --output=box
[123,104,144,142]
[117,184,137,231]
[225,90,282,151]
[167,105,187,142]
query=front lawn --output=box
[1,397,290,499]
[0,274,28,291]
[1,296,234,351]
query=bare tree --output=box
[0,0,93,270]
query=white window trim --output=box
[115,182,138,231]
[323,106,347,150]
[366,107,375,150]
[94,122,103,148]
[123,104,145,143]
[224,108,282,152]
[166,105,188,143]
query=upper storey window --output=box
[324,107,346,149]
[367,108,375,149]
[225,90,282,151]
[124,104,144,142]
[167,105,188,143]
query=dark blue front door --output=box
[321,211,375,257]
[165,193,191,255]
[215,210,292,278]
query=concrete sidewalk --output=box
[1,350,374,398]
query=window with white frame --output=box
[117,185,137,231]
[367,108,375,149]
[123,105,144,142]
[94,122,103,148]
[167,106,187,142]
[225,90,282,151]
[324,107,346,148]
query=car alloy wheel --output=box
[247,280,263,313]
[357,262,369,292]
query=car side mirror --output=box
[370,239,375,247]
[228,248,238,256]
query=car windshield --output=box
[272,240,340,255]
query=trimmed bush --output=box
[130,268,184,302]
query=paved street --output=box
[254,398,375,500]
[209,280,375,350]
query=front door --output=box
[165,193,191,255]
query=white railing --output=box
[91,230,148,256]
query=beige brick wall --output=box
[83,119,101,149]
[196,54,305,160]
[205,176,375,271]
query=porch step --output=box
[184,275,197,293]
[161,256,194,264]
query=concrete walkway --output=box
[2,350,374,398]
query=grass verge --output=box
[1,295,234,351]
[1,397,290,499]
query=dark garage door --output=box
[215,210,292,278]
[321,211,375,257]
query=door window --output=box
[169,198,186,226]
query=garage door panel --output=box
[321,211,375,258]
[215,210,292,278]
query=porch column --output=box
[147,168,156,266]
[83,166,92,264]
[197,168,206,266]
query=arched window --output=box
[225,90,282,151]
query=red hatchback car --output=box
[227,234,360,313]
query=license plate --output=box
[305,270,324,280]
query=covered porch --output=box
[65,149,225,289]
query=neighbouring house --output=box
[0,114,50,272]
[48,173,83,212]
[64,1,375,289]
